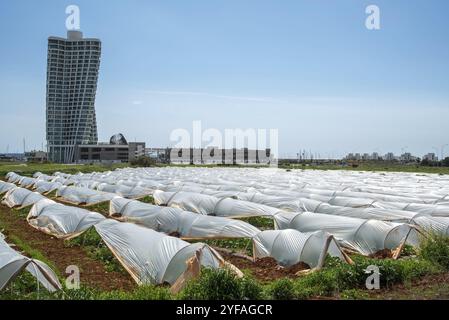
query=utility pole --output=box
[441,144,448,161]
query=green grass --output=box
[65,227,126,273]
[0,272,58,300]
[238,216,274,230]
[139,195,155,204]
[85,201,110,215]
[0,275,173,300]
[177,252,443,300]
[12,206,33,219]
[200,238,253,256]
[97,285,173,300]
[291,255,440,299]
[0,252,445,300]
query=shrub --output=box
[267,278,295,300]
[419,233,449,270]
[180,268,262,300]
[130,156,156,167]
[292,255,439,299]
[401,244,417,257]
[240,274,265,300]
[294,267,341,299]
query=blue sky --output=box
[0,0,448,158]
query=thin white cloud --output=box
[144,90,288,103]
[132,100,143,105]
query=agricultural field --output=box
[280,162,449,175]
[1,164,449,300]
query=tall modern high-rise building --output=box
[46,30,101,163]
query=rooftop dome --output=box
[110,133,128,145]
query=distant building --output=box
[46,30,101,163]
[168,147,273,165]
[0,154,16,162]
[146,147,169,162]
[24,150,47,162]
[384,152,396,161]
[400,152,417,162]
[423,153,438,162]
[73,134,145,163]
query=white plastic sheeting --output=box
[34,180,64,194]
[411,215,449,236]
[6,172,23,184]
[27,199,106,239]
[35,168,449,239]
[95,183,153,199]
[110,197,260,239]
[161,185,449,237]
[164,185,418,222]
[33,172,54,181]
[253,230,348,268]
[18,176,37,188]
[0,181,16,194]
[1,187,46,208]
[94,219,233,286]
[153,191,286,219]
[0,233,61,291]
[275,212,417,255]
[373,201,449,218]
[56,186,116,205]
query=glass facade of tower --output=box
[46,30,101,163]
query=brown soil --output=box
[366,272,449,300]
[0,204,135,291]
[220,252,309,282]
[369,249,394,259]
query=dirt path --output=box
[0,204,135,292]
